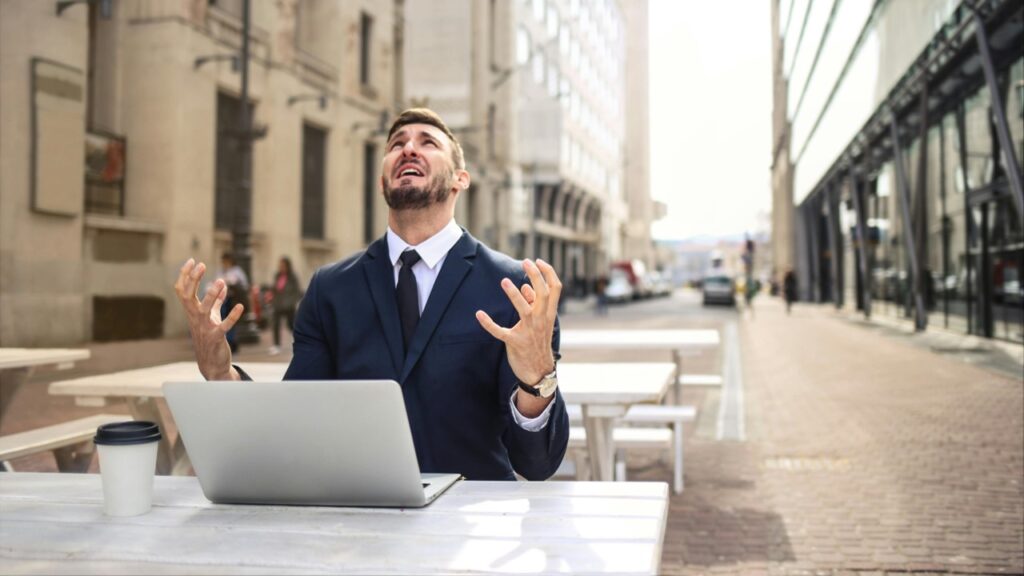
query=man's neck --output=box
[388,206,454,246]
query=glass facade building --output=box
[772,0,1023,343]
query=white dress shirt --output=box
[386,220,554,431]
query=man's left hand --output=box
[476,259,561,385]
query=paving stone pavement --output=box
[2,293,1022,575]
[623,297,1024,575]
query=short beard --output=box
[384,168,454,210]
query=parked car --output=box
[647,271,673,297]
[611,259,652,299]
[605,269,634,303]
[702,274,736,306]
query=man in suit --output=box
[174,108,568,481]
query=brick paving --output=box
[2,292,1022,575]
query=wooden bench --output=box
[564,404,696,493]
[0,414,128,472]
[623,404,697,493]
[566,426,673,484]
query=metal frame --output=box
[970,6,1024,229]
[825,182,843,308]
[889,117,928,331]
[850,171,872,318]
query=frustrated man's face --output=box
[381,124,460,210]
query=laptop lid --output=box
[163,380,459,508]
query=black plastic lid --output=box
[94,421,162,446]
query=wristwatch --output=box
[517,367,558,398]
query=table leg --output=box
[582,405,623,482]
[125,397,188,476]
[671,349,683,405]
[0,367,32,419]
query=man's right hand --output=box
[173,258,242,381]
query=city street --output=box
[3,290,1023,575]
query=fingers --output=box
[200,279,225,318]
[534,259,563,318]
[521,283,536,305]
[174,259,195,303]
[475,310,510,341]
[177,260,207,306]
[218,303,245,333]
[500,278,532,320]
[522,260,550,312]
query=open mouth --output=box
[395,163,425,179]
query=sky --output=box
[648,0,773,241]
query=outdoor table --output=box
[48,362,288,475]
[557,362,675,482]
[49,361,673,481]
[0,472,669,575]
[559,329,720,402]
[0,348,90,417]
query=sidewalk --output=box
[639,296,1023,575]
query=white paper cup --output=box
[94,421,161,517]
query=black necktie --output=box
[397,250,422,354]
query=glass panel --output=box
[988,198,1024,343]
[1006,57,1024,174]
[964,84,994,189]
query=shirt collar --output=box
[386,219,463,270]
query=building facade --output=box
[771,0,1023,343]
[1,0,399,345]
[1,0,652,346]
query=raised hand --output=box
[475,259,561,386]
[173,258,242,381]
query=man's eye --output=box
[424,140,437,147]
[390,142,404,150]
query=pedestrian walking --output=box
[268,256,302,355]
[594,276,609,316]
[744,276,759,318]
[783,269,797,314]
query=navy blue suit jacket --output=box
[277,231,569,481]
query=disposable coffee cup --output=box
[94,421,161,517]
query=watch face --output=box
[538,377,558,398]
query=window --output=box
[533,50,545,85]
[363,141,377,244]
[548,64,558,96]
[546,6,559,39]
[532,0,544,22]
[215,92,251,230]
[359,12,373,87]
[516,26,531,65]
[302,124,327,239]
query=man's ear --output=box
[455,169,471,192]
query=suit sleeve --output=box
[500,305,569,481]
[283,268,336,380]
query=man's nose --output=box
[400,140,419,157]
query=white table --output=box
[559,329,720,402]
[49,361,673,482]
[48,362,288,475]
[0,472,669,575]
[557,362,676,482]
[0,348,90,417]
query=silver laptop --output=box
[162,380,461,508]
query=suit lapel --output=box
[400,232,477,382]
[362,237,404,376]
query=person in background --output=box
[217,252,249,353]
[594,275,609,316]
[783,269,798,314]
[268,256,302,355]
